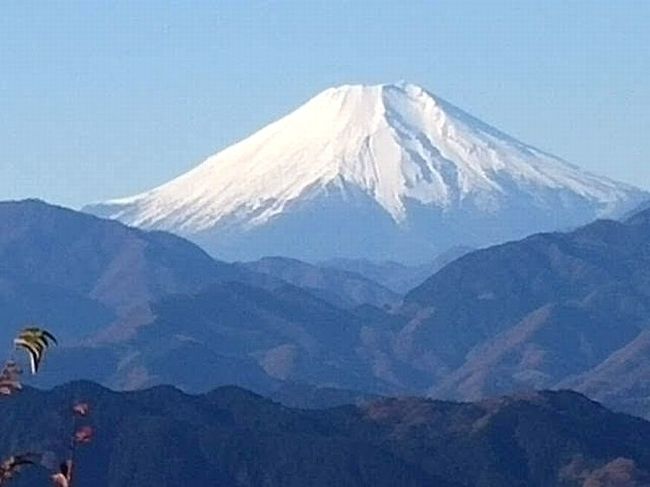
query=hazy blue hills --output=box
[118,281,386,392]
[0,200,403,393]
[238,256,401,309]
[5,199,650,420]
[4,382,650,487]
[400,206,650,416]
[0,199,257,343]
[320,245,473,293]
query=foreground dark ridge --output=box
[2,382,650,487]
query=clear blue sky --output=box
[1,0,649,208]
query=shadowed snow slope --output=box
[86,83,647,262]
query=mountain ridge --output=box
[5,382,650,487]
[10,199,650,422]
[0,198,267,343]
[396,205,650,417]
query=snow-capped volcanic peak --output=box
[87,82,646,261]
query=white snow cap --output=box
[87,82,646,261]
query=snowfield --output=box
[86,83,647,262]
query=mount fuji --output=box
[86,83,647,262]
